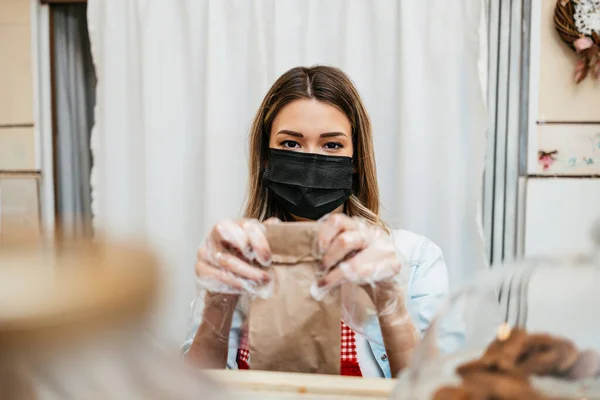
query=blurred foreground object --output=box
[0,233,226,399]
[392,222,600,399]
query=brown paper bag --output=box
[248,222,342,374]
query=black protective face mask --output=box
[263,149,353,220]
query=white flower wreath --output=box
[574,0,600,36]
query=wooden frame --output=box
[0,172,42,237]
[48,1,59,224]
[30,1,56,236]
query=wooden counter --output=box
[205,370,396,400]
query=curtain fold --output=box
[396,1,488,288]
[88,0,487,342]
[52,4,96,237]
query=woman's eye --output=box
[324,142,343,150]
[281,140,300,149]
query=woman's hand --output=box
[315,214,403,291]
[195,218,277,296]
[316,214,418,375]
[190,218,278,368]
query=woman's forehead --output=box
[270,99,351,137]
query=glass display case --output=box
[392,226,600,400]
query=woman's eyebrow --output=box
[276,130,348,138]
[320,132,347,138]
[276,130,303,137]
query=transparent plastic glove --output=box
[195,218,280,298]
[311,214,405,301]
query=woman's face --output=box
[269,99,353,157]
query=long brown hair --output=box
[243,66,384,228]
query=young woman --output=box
[183,66,463,378]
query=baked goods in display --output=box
[433,327,600,400]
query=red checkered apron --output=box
[236,320,362,376]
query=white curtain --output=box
[88,0,487,343]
